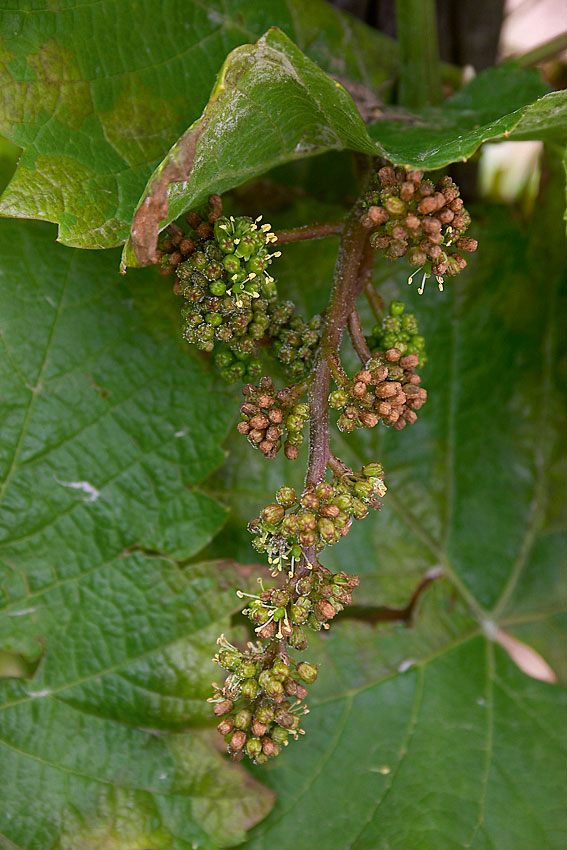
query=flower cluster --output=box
[269,308,324,380]
[330,350,427,432]
[210,634,314,764]
[176,214,279,355]
[241,566,359,640]
[237,376,310,460]
[366,299,427,366]
[248,466,386,573]
[361,166,478,291]
[210,565,360,764]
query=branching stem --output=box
[364,281,385,321]
[348,308,373,364]
[274,222,344,244]
[305,202,369,490]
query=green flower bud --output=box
[255,703,275,724]
[258,670,275,690]
[209,280,226,296]
[382,332,398,349]
[261,504,285,525]
[192,252,207,270]
[281,514,300,536]
[297,661,318,684]
[389,300,405,316]
[383,196,406,216]
[234,709,252,730]
[296,576,314,595]
[272,660,290,681]
[245,737,263,757]
[276,486,297,508]
[238,661,257,678]
[240,678,260,700]
[271,588,291,607]
[286,414,303,431]
[271,727,289,745]
[332,493,353,511]
[247,255,267,274]
[272,607,286,621]
[288,625,308,649]
[205,312,222,327]
[298,511,316,531]
[215,350,233,368]
[352,498,368,520]
[222,253,241,275]
[383,316,401,334]
[264,677,284,699]
[293,403,310,418]
[290,602,310,624]
[354,480,373,498]
[329,389,348,409]
[363,462,384,478]
[307,613,323,631]
[218,649,241,670]
[337,414,357,433]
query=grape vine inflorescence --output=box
[156,169,477,765]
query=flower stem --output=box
[348,308,373,364]
[274,222,344,244]
[364,281,385,321]
[306,202,369,489]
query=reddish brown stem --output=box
[364,281,385,320]
[306,204,369,490]
[348,308,373,365]
[274,222,344,244]
[354,242,376,298]
[328,454,352,477]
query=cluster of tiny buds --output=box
[209,633,317,764]
[239,567,359,640]
[329,349,427,432]
[366,298,427,365]
[210,563,359,764]
[237,376,309,460]
[248,465,386,574]
[361,165,478,293]
[157,194,223,271]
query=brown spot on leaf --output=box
[130,121,205,266]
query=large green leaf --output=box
[0,219,274,848]
[124,28,567,267]
[200,158,567,846]
[0,0,396,249]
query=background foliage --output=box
[0,1,566,848]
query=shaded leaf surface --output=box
[125,30,566,266]
[0,0,396,249]
[0,219,273,848]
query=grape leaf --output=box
[124,28,567,267]
[0,0,397,249]
[0,218,273,849]
[200,158,567,846]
